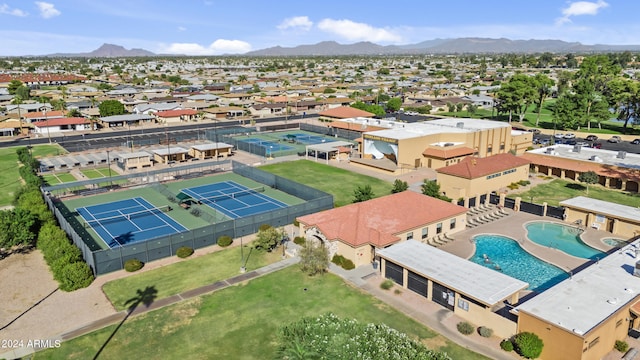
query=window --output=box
[616,319,623,328]
[450,218,456,229]
[487,146,492,153]
[421,228,428,239]
[407,232,413,241]
[502,168,516,175]
[486,173,501,180]
[436,223,442,234]
[588,337,600,349]
[458,299,469,311]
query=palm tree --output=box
[12,95,23,136]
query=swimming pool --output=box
[471,234,569,292]
[602,238,627,248]
[525,222,605,261]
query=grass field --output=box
[0,144,63,206]
[36,267,488,360]
[437,99,640,135]
[509,178,640,207]
[42,172,77,185]
[81,167,112,179]
[259,159,394,207]
[103,245,283,311]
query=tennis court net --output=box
[197,186,265,204]
[84,205,171,228]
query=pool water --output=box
[525,222,605,261]
[603,238,627,248]
[471,235,569,292]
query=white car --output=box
[554,133,564,139]
[563,133,576,139]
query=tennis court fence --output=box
[42,160,333,275]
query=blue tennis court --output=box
[180,180,288,219]
[281,132,334,145]
[242,138,293,151]
[77,197,187,248]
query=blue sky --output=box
[0,0,636,56]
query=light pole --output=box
[240,235,246,273]
[127,121,132,152]
[106,150,113,188]
[45,108,51,144]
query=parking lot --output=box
[533,132,640,153]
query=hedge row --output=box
[16,147,94,292]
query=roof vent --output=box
[573,145,581,153]
[634,260,640,277]
[590,155,601,162]
[617,151,627,159]
[545,147,555,154]
[625,288,634,294]
[607,298,619,305]
[456,122,464,129]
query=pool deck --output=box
[439,210,618,275]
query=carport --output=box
[305,141,354,164]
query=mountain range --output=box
[47,38,640,57]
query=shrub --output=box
[293,236,305,245]
[57,262,94,292]
[513,332,543,359]
[380,279,394,290]
[615,340,629,353]
[176,246,194,258]
[217,235,233,247]
[394,289,402,295]
[124,259,144,272]
[500,339,514,352]
[518,180,531,186]
[478,326,493,338]
[457,321,475,335]
[507,183,519,190]
[292,219,300,227]
[331,254,345,266]
[341,258,355,270]
[189,208,201,217]
[258,223,272,232]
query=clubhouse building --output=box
[341,117,532,174]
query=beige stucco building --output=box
[342,117,532,173]
[296,191,468,268]
[436,153,531,200]
[560,197,640,238]
[516,238,640,360]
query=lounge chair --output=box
[443,233,455,242]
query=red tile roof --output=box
[0,73,85,83]
[33,117,89,127]
[297,191,467,248]
[437,153,530,179]
[155,109,198,117]
[24,110,65,119]
[521,153,640,182]
[319,106,374,119]
[423,146,475,159]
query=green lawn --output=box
[0,144,63,206]
[259,159,394,207]
[37,267,488,360]
[41,174,61,186]
[103,246,283,311]
[41,172,77,185]
[509,178,640,207]
[81,168,106,179]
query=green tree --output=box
[353,184,374,203]
[496,74,537,123]
[421,180,442,198]
[607,77,639,132]
[7,79,22,94]
[350,101,385,117]
[0,208,37,248]
[467,104,479,117]
[98,99,125,117]
[391,179,409,193]
[298,241,329,276]
[532,74,555,127]
[578,171,599,195]
[15,85,31,100]
[513,332,544,359]
[253,226,284,252]
[553,93,581,130]
[386,97,402,112]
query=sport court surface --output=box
[241,138,293,151]
[180,180,287,219]
[76,197,187,248]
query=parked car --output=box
[608,136,622,143]
[554,133,565,140]
[586,135,598,141]
[566,139,577,145]
[527,129,541,134]
[631,139,640,145]
[564,133,576,139]
[592,142,603,149]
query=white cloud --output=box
[317,18,402,43]
[177,26,186,32]
[277,16,313,31]
[0,4,28,16]
[35,1,60,19]
[556,0,609,25]
[162,39,251,55]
